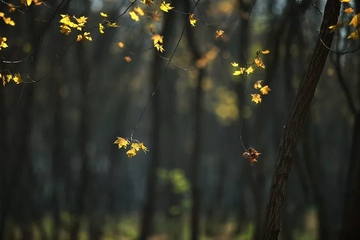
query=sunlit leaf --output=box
[215,30,224,38]
[189,14,197,27]
[129,11,139,22]
[114,137,130,149]
[124,56,132,62]
[340,0,350,2]
[118,42,124,48]
[151,34,163,45]
[126,148,137,158]
[344,7,354,14]
[251,94,262,104]
[349,13,360,27]
[245,66,254,74]
[347,30,359,40]
[231,62,238,67]
[134,7,144,16]
[100,12,108,18]
[254,80,262,89]
[13,73,21,84]
[255,57,265,69]
[260,85,271,95]
[99,23,105,34]
[261,49,270,54]
[160,1,174,12]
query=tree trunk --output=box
[263,0,340,239]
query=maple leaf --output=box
[251,94,262,104]
[242,147,261,165]
[2,16,15,26]
[107,22,119,28]
[126,148,137,158]
[231,62,239,67]
[261,49,270,54]
[129,11,139,21]
[344,7,354,14]
[189,14,197,27]
[27,0,32,6]
[151,34,163,45]
[99,23,105,34]
[245,66,254,74]
[76,34,83,42]
[260,85,271,95]
[114,137,130,149]
[0,37,9,50]
[118,42,124,48]
[83,32,92,41]
[215,30,224,38]
[254,80,262,89]
[7,4,16,12]
[349,13,359,27]
[100,12,108,18]
[12,73,21,84]
[233,67,246,75]
[134,7,144,16]
[154,43,165,52]
[160,1,174,12]
[60,25,71,35]
[254,57,265,69]
[138,143,149,153]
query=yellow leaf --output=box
[254,80,262,89]
[114,137,130,149]
[107,22,119,27]
[254,57,265,69]
[3,17,15,26]
[59,25,71,35]
[231,62,238,67]
[344,7,354,14]
[154,43,165,52]
[329,22,345,32]
[83,32,92,41]
[126,148,137,158]
[349,13,360,27]
[260,85,271,95]
[347,30,359,40]
[99,23,105,34]
[8,4,16,12]
[160,1,174,12]
[118,42,124,48]
[27,0,32,6]
[189,14,197,27]
[76,34,83,42]
[129,11,139,21]
[141,0,154,6]
[139,143,149,153]
[261,49,270,54]
[134,7,144,16]
[251,94,262,104]
[245,66,254,74]
[124,56,132,62]
[151,34,163,45]
[215,30,224,38]
[12,73,21,84]
[340,0,350,2]
[233,67,245,75]
[0,37,8,49]
[6,74,12,82]
[100,12,108,18]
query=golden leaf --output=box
[347,30,359,40]
[245,66,254,74]
[100,12,108,18]
[344,7,354,14]
[261,49,270,54]
[99,23,105,34]
[349,13,360,28]
[118,42,124,48]
[254,80,262,89]
[114,137,130,149]
[160,1,174,12]
[129,11,139,22]
[126,148,137,158]
[124,56,132,62]
[215,30,224,38]
[254,57,265,69]
[151,34,163,45]
[251,94,262,104]
[189,14,197,27]
[231,62,239,67]
[134,7,144,16]
[260,85,271,95]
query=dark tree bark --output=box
[185,1,205,239]
[263,0,340,239]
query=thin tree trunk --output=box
[263,0,340,239]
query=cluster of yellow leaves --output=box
[129,7,145,22]
[98,13,119,34]
[59,14,92,41]
[152,34,165,52]
[21,0,42,6]
[232,49,269,76]
[251,80,271,104]
[160,1,174,12]
[189,14,197,27]
[1,72,22,86]
[329,1,360,40]
[114,137,149,158]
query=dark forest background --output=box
[1,0,360,239]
